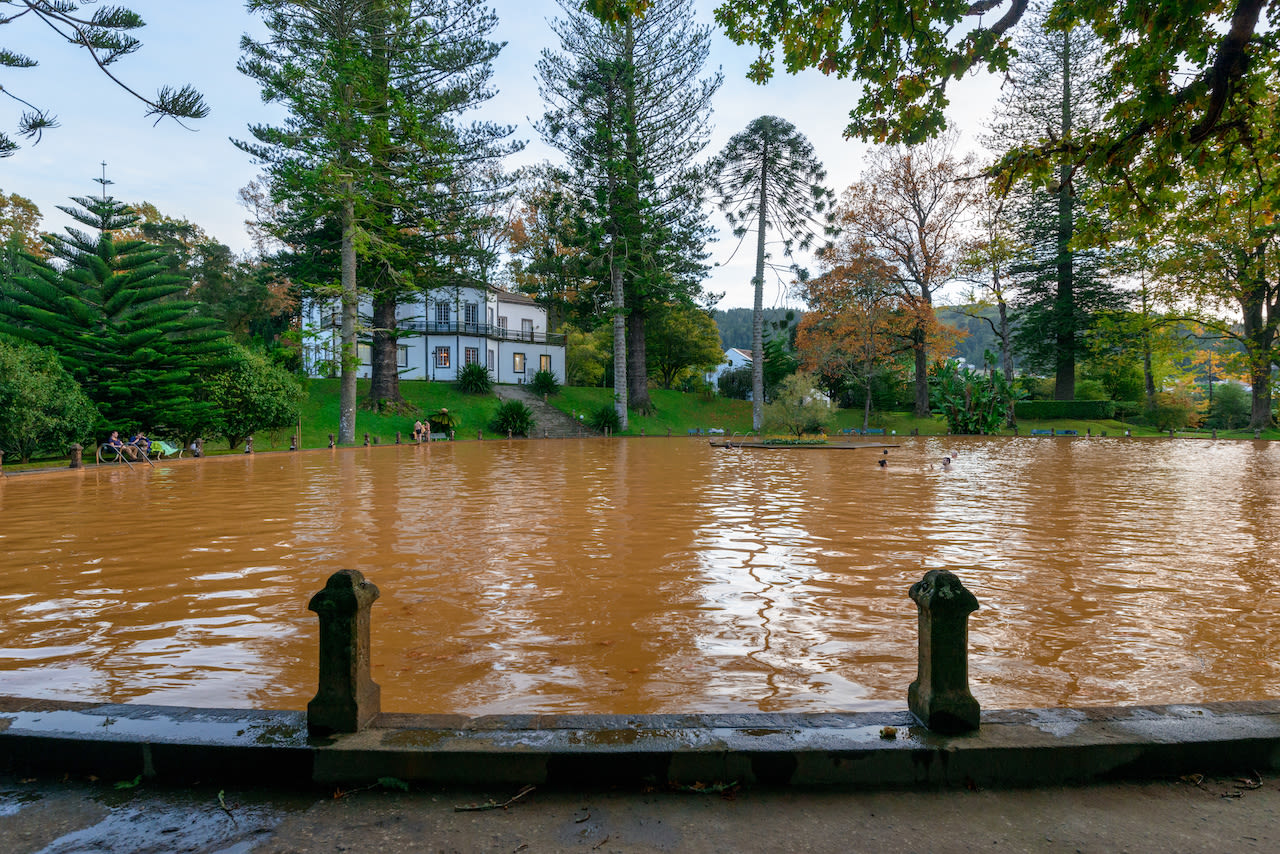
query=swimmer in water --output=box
[942,456,952,468]
[878,458,887,468]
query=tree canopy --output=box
[0,1,207,156]
[712,0,1279,207]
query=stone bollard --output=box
[0,448,4,470]
[908,569,980,734]
[1212,429,1218,439]
[329,434,336,449]
[507,429,513,440]
[1013,426,1019,436]
[1255,429,1262,440]
[666,428,671,438]
[911,428,919,437]
[372,435,378,445]
[395,431,401,445]
[1087,428,1092,437]
[289,435,298,451]
[245,436,254,454]
[449,430,455,441]
[543,428,548,439]
[307,569,381,736]
[364,433,370,447]
[69,443,84,469]
[478,429,483,441]
[1169,429,1175,438]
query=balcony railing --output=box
[320,315,564,346]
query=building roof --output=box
[730,347,753,361]
[493,288,537,307]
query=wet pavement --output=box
[4,771,1280,853]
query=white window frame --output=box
[434,346,451,368]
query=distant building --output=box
[302,286,565,384]
[705,347,753,387]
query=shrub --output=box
[1014,399,1116,420]
[491,399,534,436]
[1206,382,1250,429]
[427,407,458,434]
[530,369,559,396]
[931,361,1021,434]
[0,339,99,462]
[717,365,752,400]
[456,362,493,394]
[1074,379,1109,401]
[588,403,621,433]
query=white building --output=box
[705,347,753,387]
[303,286,565,384]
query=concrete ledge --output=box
[4,696,1280,788]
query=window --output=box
[497,315,508,333]
[488,307,494,326]
[398,345,410,368]
[357,344,372,364]
[434,346,451,368]
[540,354,552,373]
[486,349,494,370]
[522,318,534,340]
[464,302,479,326]
[435,301,450,325]
[465,347,479,366]
[513,352,525,373]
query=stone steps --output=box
[493,384,600,439]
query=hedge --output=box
[1014,399,1116,420]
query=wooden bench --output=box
[1030,429,1054,436]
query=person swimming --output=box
[942,456,952,468]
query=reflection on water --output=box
[2,437,1279,714]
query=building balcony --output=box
[319,315,564,347]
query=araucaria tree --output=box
[836,132,974,417]
[535,0,721,424]
[0,1,207,156]
[238,0,518,438]
[0,192,232,436]
[711,115,834,431]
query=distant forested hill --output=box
[937,305,1015,369]
[713,308,806,351]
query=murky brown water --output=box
[2,437,1278,714]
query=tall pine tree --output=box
[985,2,1122,399]
[0,188,231,437]
[536,0,720,419]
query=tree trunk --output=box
[339,190,358,445]
[1240,253,1275,430]
[751,149,768,432]
[1053,30,1076,401]
[367,290,405,410]
[626,307,652,413]
[913,326,930,418]
[611,262,628,429]
[1140,286,1157,404]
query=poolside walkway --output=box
[4,770,1279,853]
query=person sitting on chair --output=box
[130,431,152,457]
[107,430,138,459]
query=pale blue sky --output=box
[2,1,1000,309]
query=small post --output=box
[1169,429,1175,438]
[307,569,381,736]
[328,433,336,449]
[449,430,455,441]
[543,428,548,439]
[0,448,5,470]
[289,435,298,451]
[478,429,483,441]
[911,428,919,437]
[68,443,84,469]
[245,436,254,454]
[908,570,980,734]
[363,433,370,447]
[640,428,645,437]
[666,428,671,438]
[1013,425,1019,436]
[1255,429,1262,440]
[1212,429,1218,439]
[372,435,378,445]
[1086,428,1092,437]
[507,429,512,440]
[395,431,401,445]
[195,438,204,458]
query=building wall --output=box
[302,286,565,385]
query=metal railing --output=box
[319,315,564,346]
